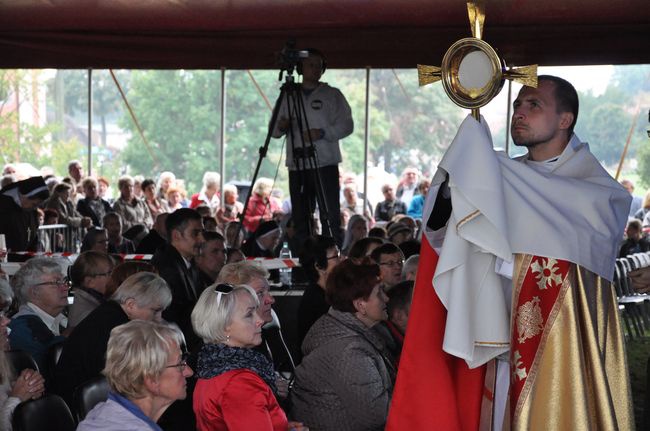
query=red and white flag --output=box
[386,235,486,431]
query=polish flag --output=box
[386,235,486,430]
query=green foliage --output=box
[0,70,83,175]
[119,70,222,192]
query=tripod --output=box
[238,70,334,246]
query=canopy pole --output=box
[220,68,227,201]
[87,68,92,176]
[505,80,512,155]
[363,67,371,212]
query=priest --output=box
[388,76,633,430]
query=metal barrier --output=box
[37,224,85,253]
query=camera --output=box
[278,40,308,73]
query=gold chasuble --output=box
[510,254,633,430]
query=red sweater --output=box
[193,369,288,431]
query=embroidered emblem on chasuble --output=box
[510,255,570,416]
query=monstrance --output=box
[417,1,538,120]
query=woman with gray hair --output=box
[0,278,45,430]
[191,284,307,431]
[8,257,69,374]
[54,272,172,407]
[341,214,369,256]
[77,320,193,430]
[190,171,221,215]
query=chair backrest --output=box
[6,350,39,375]
[12,394,76,431]
[73,375,110,421]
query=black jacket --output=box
[151,243,204,351]
[76,197,112,227]
[0,193,39,252]
[53,301,129,407]
[135,229,166,254]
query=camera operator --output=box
[273,49,353,249]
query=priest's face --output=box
[511,80,566,149]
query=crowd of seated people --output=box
[0,160,441,430]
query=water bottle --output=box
[279,242,292,286]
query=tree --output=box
[0,69,80,175]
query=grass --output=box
[627,332,649,429]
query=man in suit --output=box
[151,208,205,351]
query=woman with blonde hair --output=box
[242,177,282,234]
[77,320,193,430]
[191,284,307,431]
[156,171,176,202]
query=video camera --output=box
[277,40,308,75]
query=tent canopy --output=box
[0,0,648,69]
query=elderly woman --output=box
[0,279,46,430]
[68,250,114,328]
[156,171,176,202]
[80,227,110,253]
[341,214,369,256]
[77,320,193,430]
[8,257,69,374]
[243,177,282,234]
[44,182,93,228]
[142,178,170,220]
[216,184,244,228]
[291,259,396,431]
[166,186,184,211]
[190,171,221,215]
[112,175,153,231]
[54,272,172,407]
[191,284,307,431]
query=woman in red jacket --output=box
[191,283,308,431]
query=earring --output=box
[226,334,230,343]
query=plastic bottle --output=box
[279,242,292,286]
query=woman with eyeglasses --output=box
[0,278,45,430]
[80,227,109,253]
[68,250,114,328]
[8,257,69,375]
[77,320,193,431]
[291,258,396,431]
[296,235,340,348]
[54,272,172,407]
[191,284,308,431]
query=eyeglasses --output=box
[33,277,71,289]
[165,352,190,371]
[379,259,404,268]
[214,283,234,305]
[327,250,341,261]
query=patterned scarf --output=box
[196,343,277,394]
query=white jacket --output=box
[273,82,353,170]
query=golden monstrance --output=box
[417,1,538,120]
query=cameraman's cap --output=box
[18,176,50,200]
